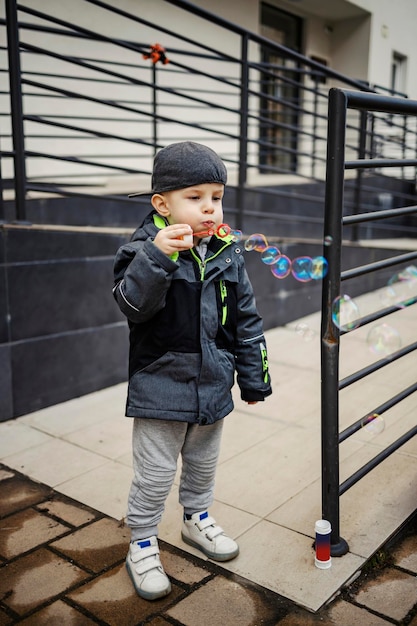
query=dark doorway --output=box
[259,3,303,173]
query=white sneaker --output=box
[126,536,171,600]
[181,511,239,561]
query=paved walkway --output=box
[0,464,416,625]
[0,288,417,624]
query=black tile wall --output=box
[6,228,129,263]
[1,226,130,419]
[12,322,128,417]
[9,257,124,341]
[0,266,9,345]
[0,230,8,345]
[0,345,13,421]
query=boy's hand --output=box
[246,401,258,405]
[153,224,193,256]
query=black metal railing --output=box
[321,88,417,555]
[2,0,417,238]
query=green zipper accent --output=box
[220,279,228,325]
[260,342,269,383]
[190,239,231,281]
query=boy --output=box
[113,141,272,600]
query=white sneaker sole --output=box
[181,531,239,562]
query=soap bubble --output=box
[379,285,399,308]
[367,323,401,356]
[295,322,316,342]
[230,229,242,242]
[384,265,417,309]
[310,256,328,280]
[324,236,333,246]
[361,413,385,435]
[261,246,281,265]
[244,233,268,252]
[291,257,313,282]
[332,295,361,331]
[271,255,291,279]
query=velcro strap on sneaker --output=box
[205,525,224,540]
[135,556,163,575]
[131,544,160,563]
[196,515,216,531]
[197,516,224,539]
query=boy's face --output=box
[152,183,224,238]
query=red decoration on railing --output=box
[143,44,169,65]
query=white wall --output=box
[326,0,417,97]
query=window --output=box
[259,3,303,172]
[391,52,407,97]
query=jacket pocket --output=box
[128,351,201,413]
[216,348,235,389]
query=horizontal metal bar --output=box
[343,88,417,115]
[339,382,417,442]
[24,115,156,147]
[343,205,417,225]
[339,297,417,336]
[345,158,417,169]
[26,183,140,204]
[339,342,417,390]
[341,251,417,281]
[24,150,141,174]
[339,425,417,496]
[4,18,242,64]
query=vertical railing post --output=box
[5,0,27,222]
[237,33,249,231]
[152,63,158,155]
[369,112,376,159]
[351,109,367,242]
[0,131,4,221]
[401,116,407,181]
[321,88,349,556]
[311,75,319,179]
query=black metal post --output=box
[401,115,407,181]
[237,33,249,231]
[311,76,319,179]
[351,109,367,242]
[152,63,157,155]
[369,112,376,159]
[5,0,27,221]
[321,88,349,556]
[0,130,4,221]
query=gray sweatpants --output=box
[127,417,224,540]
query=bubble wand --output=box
[192,223,231,238]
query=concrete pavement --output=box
[0,464,416,625]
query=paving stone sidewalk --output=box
[0,464,416,626]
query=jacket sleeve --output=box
[234,264,272,402]
[113,237,178,323]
